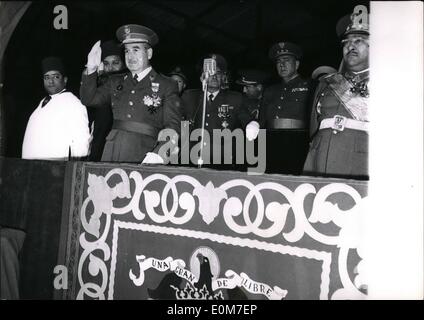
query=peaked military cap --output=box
[236,69,269,85]
[116,24,159,46]
[269,42,303,61]
[336,11,370,38]
[168,66,187,83]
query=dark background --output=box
[3,0,368,158]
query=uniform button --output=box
[277,106,281,109]
[295,98,298,101]
[321,93,325,96]
[129,101,134,106]
[127,114,132,118]
[131,90,135,94]
[275,116,279,119]
[205,123,209,126]
[280,96,284,100]
[207,114,210,117]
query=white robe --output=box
[22,91,91,160]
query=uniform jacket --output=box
[181,89,253,166]
[261,75,312,128]
[243,95,263,121]
[80,68,183,163]
[22,91,90,160]
[303,71,369,179]
[87,71,126,161]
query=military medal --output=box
[218,104,231,129]
[143,81,162,114]
[350,80,369,97]
[151,82,159,93]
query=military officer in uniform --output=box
[236,69,268,121]
[303,11,370,180]
[261,42,312,130]
[182,54,258,170]
[80,24,182,164]
[260,42,312,174]
[88,40,126,161]
[168,66,187,96]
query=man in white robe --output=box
[22,56,90,160]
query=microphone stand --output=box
[198,73,209,168]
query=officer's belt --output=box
[270,119,306,129]
[319,115,369,132]
[112,120,159,137]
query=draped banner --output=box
[57,162,368,300]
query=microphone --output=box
[203,58,217,78]
[199,58,217,167]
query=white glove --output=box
[86,40,102,74]
[246,121,260,141]
[142,152,164,164]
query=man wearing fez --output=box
[303,11,370,179]
[80,24,182,164]
[182,53,259,169]
[236,69,269,121]
[88,40,126,161]
[261,42,312,130]
[22,57,90,160]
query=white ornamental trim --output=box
[77,168,367,300]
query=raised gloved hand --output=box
[86,40,102,74]
[246,121,260,141]
[141,152,165,164]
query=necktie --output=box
[208,93,214,102]
[133,74,139,84]
[41,95,51,108]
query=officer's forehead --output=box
[124,43,149,50]
[344,34,369,40]
[276,55,296,62]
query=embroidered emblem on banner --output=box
[129,246,288,300]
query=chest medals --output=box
[143,76,162,114]
[218,104,232,129]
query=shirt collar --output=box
[345,68,369,82]
[207,90,220,100]
[132,66,152,82]
[283,73,300,84]
[50,88,66,97]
